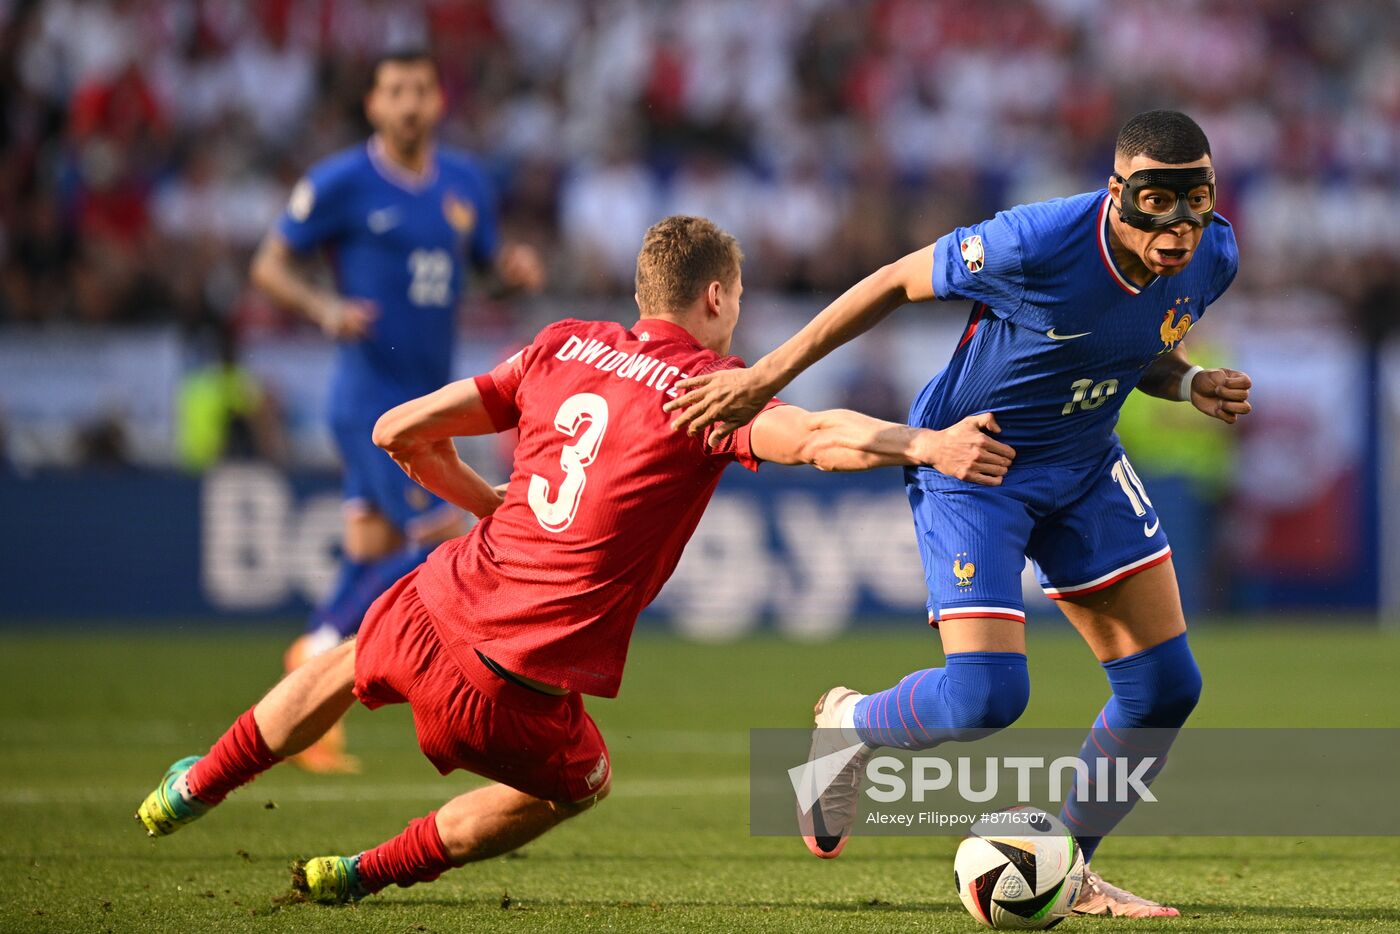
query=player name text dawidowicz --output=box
[552,335,695,399]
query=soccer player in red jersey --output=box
[135,216,1005,903]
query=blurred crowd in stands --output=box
[1,0,1398,342]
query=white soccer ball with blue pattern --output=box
[953,807,1085,929]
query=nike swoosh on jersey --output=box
[1046,328,1093,341]
[1144,517,1161,536]
[367,208,400,233]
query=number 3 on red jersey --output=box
[528,393,610,532]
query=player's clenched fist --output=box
[925,412,1017,486]
[1188,368,1252,424]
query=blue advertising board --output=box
[0,465,931,628]
[0,459,1376,626]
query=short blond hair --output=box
[635,216,743,316]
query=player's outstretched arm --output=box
[373,380,504,517]
[749,406,1015,485]
[1137,346,1253,424]
[250,232,375,340]
[664,245,936,439]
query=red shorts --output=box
[352,568,611,804]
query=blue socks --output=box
[848,635,1200,863]
[1061,632,1202,862]
[853,652,1030,751]
[311,556,372,636]
[310,544,434,639]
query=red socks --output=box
[185,708,283,805]
[357,811,454,894]
[182,709,454,895]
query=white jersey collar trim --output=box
[368,136,439,192]
[1096,195,1155,296]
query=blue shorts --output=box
[906,443,1171,625]
[331,418,455,538]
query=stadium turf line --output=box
[2,622,1398,932]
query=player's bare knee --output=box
[552,777,611,820]
[292,639,358,713]
[343,509,403,561]
[343,536,397,563]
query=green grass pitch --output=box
[3,621,1398,932]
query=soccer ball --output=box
[953,807,1085,929]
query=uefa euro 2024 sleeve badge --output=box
[960,235,985,273]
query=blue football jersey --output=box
[911,190,1238,467]
[278,141,500,423]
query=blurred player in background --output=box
[667,111,1252,917]
[250,50,544,772]
[136,216,984,903]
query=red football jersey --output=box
[416,317,782,697]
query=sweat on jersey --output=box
[912,190,1238,469]
[415,317,784,698]
[277,140,500,424]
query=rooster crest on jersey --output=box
[1159,300,1194,353]
[443,192,476,234]
[954,553,976,587]
[960,235,985,273]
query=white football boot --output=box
[797,686,871,859]
[1073,867,1181,918]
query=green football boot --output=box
[135,756,210,838]
[291,855,368,904]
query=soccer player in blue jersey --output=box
[250,50,543,772]
[667,111,1252,917]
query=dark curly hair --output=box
[1115,110,1211,164]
